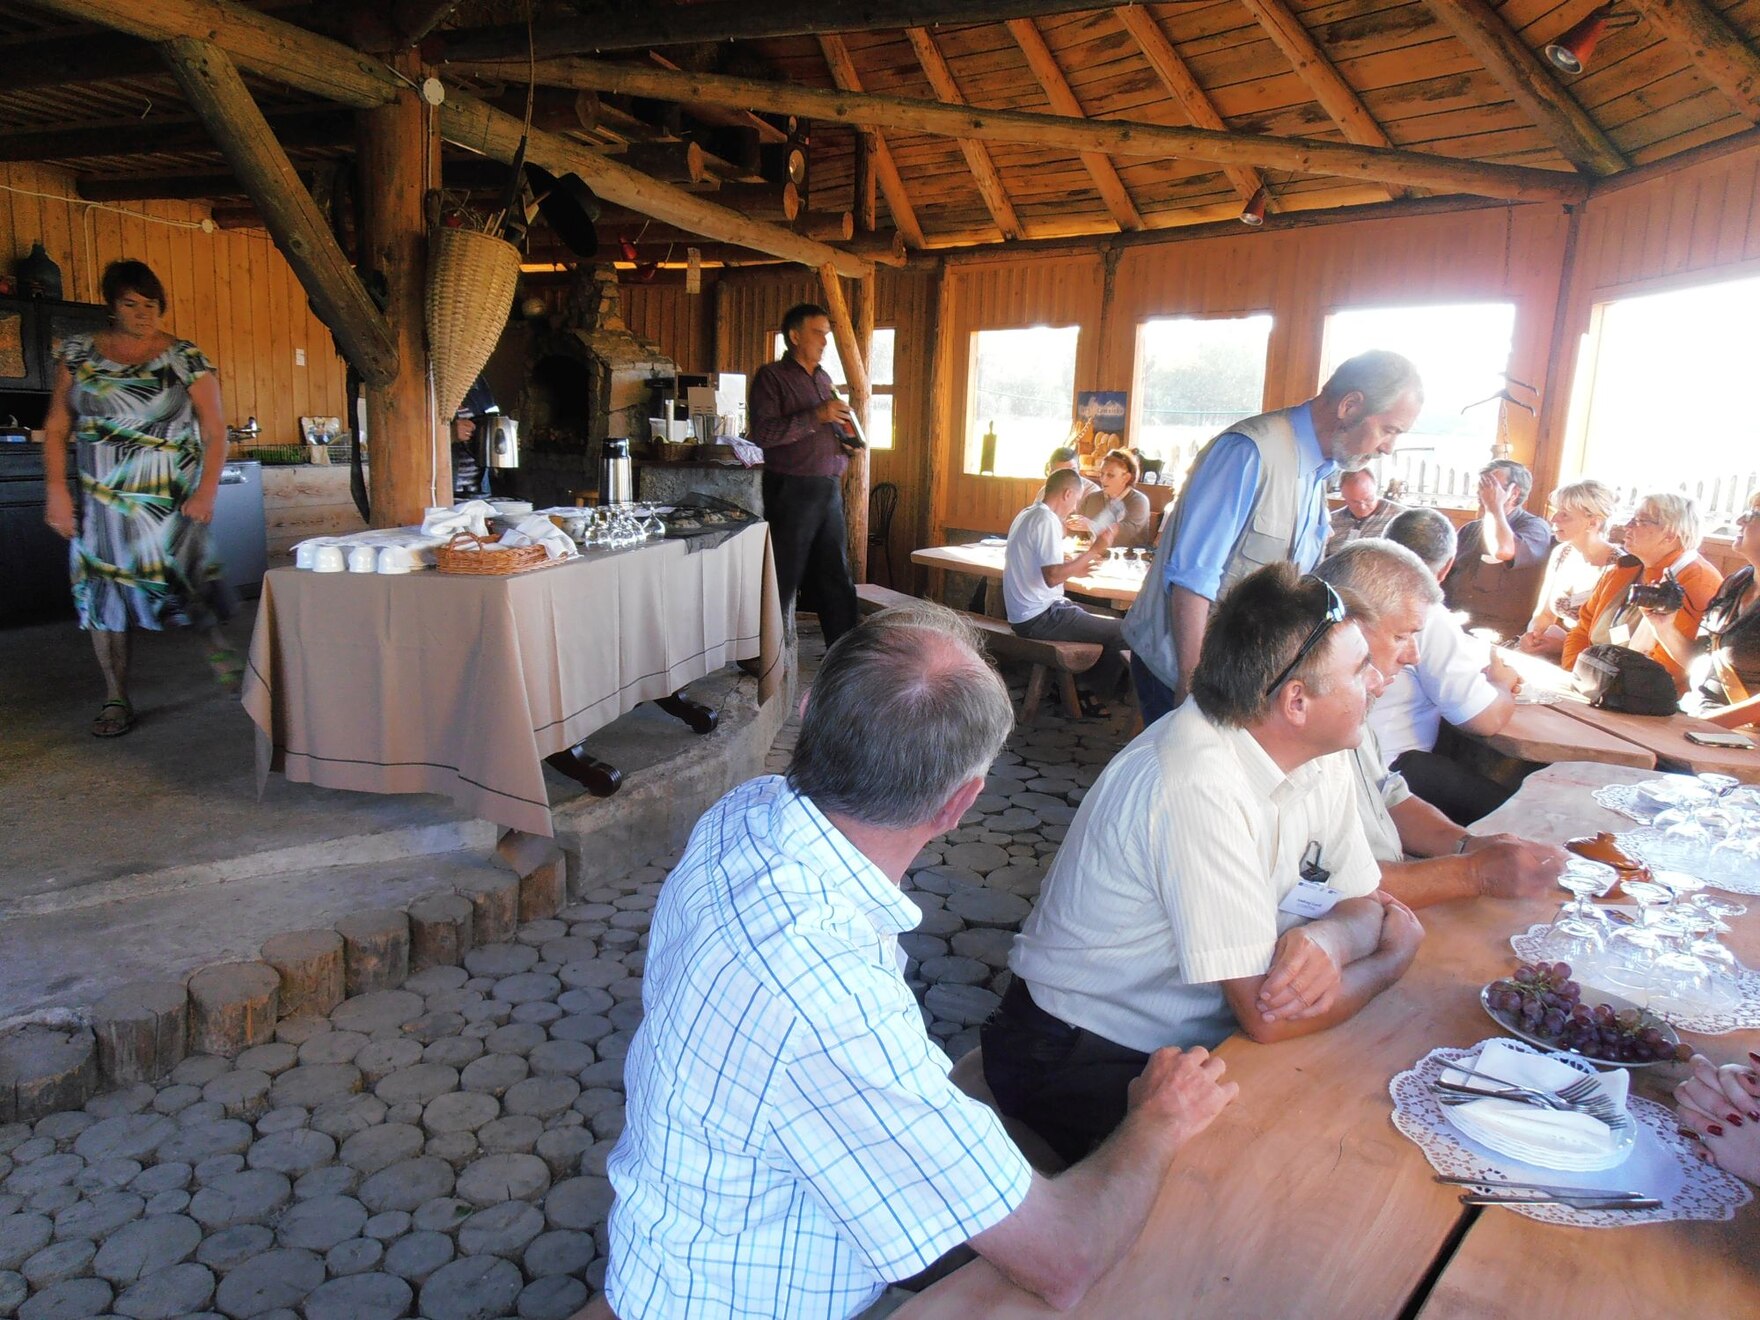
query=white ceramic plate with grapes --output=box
[1480,962,1684,1068]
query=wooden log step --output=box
[91,981,188,1086]
[335,908,411,997]
[407,893,475,971]
[261,928,346,1018]
[456,871,522,946]
[0,1025,99,1123]
[187,962,281,1058]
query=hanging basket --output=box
[426,226,521,421]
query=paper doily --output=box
[1390,1039,1751,1227]
[1617,828,1760,896]
[1591,783,1662,822]
[1510,923,1760,1035]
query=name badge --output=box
[1279,879,1342,919]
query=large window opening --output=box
[1133,313,1273,482]
[772,327,896,448]
[965,325,1081,478]
[1320,302,1518,504]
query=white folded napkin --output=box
[1443,1039,1629,1159]
[421,500,495,538]
[499,515,578,560]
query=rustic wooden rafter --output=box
[486,57,1591,203]
[22,0,869,278]
[1422,0,1626,176]
[160,36,399,386]
[391,0,463,48]
[1627,0,1760,125]
[1113,6,1264,207]
[905,27,1026,241]
[816,36,928,250]
[0,107,352,164]
[1006,18,1143,231]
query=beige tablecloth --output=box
[243,523,782,836]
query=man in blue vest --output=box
[1122,350,1423,724]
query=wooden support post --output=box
[621,139,711,185]
[854,131,879,235]
[159,38,398,386]
[820,263,871,583]
[359,49,441,528]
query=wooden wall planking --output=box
[0,162,346,442]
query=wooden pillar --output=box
[820,264,871,584]
[359,50,442,527]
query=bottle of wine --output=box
[979,420,998,475]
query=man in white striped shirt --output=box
[985,564,1425,1162]
[601,602,1238,1320]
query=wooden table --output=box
[899,762,1759,1319]
[911,542,1144,612]
[1479,698,1657,770]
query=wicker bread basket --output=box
[435,532,549,575]
[427,227,522,421]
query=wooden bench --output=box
[855,583,1099,721]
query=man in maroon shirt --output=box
[749,303,862,645]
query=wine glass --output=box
[1697,772,1741,799]
[1597,879,1673,1006]
[1535,859,1616,972]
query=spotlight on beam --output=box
[1545,4,1639,76]
[1239,186,1269,227]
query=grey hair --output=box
[1385,506,1458,575]
[1320,349,1424,415]
[788,601,1014,828]
[1482,459,1534,500]
[1551,478,1617,525]
[1315,538,1441,626]
[1636,491,1702,552]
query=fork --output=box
[1432,1070,1626,1126]
[1446,1065,1612,1111]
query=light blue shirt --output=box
[1162,405,1337,600]
[606,776,1032,1320]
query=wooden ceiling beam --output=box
[1236,0,1403,199]
[0,107,353,163]
[1422,0,1626,175]
[1006,17,1143,232]
[1114,6,1264,207]
[909,28,1024,240]
[497,57,1591,203]
[440,1,1122,61]
[816,36,927,250]
[21,0,868,278]
[1626,0,1760,125]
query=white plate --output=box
[1440,1045,1635,1172]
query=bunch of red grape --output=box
[1487,961,1690,1063]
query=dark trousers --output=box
[1013,600,1125,693]
[1130,653,1178,726]
[1391,749,1513,825]
[761,471,859,646]
[981,979,1151,1166]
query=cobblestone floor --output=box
[0,634,1130,1320]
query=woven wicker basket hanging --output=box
[426,227,521,421]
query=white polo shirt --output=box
[1009,700,1381,1054]
[1002,501,1066,625]
[1350,720,1411,863]
[1367,601,1500,763]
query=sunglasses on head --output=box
[1265,579,1347,696]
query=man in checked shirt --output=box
[587,602,1237,1320]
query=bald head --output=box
[1338,469,1380,519]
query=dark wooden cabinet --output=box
[0,297,110,393]
[0,448,75,627]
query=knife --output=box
[1434,1176,1649,1200]
[1459,1193,1662,1210]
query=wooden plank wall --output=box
[0,162,346,441]
[622,281,715,373]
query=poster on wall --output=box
[1076,391,1127,435]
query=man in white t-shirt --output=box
[1375,507,1520,824]
[1003,468,1126,711]
[983,564,1424,1161]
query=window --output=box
[1572,273,1760,535]
[965,325,1081,478]
[1320,302,1517,504]
[771,327,896,448]
[1133,313,1273,479]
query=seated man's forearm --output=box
[1389,795,1468,858]
[1232,949,1409,1045]
[1378,856,1480,908]
[1303,895,1385,964]
[1456,689,1516,737]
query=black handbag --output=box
[1572,643,1680,716]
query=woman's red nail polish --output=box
[1729,1114,1746,1126]
[1708,1123,1725,1136]
[1747,1111,1759,1121]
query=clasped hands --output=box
[1253,892,1422,1023]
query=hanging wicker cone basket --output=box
[426,226,522,421]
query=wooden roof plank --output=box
[818,35,929,249]
[904,26,1027,240]
[1627,0,1760,124]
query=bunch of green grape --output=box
[1487,962,1690,1063]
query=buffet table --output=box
[242,523,782,837]
[899,761,1760,1318]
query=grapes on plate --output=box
[1487,960,1690,1063]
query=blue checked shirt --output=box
[605,776,1033,1320]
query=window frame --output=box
[962,323,1083,479]
[1129,310,1275,478]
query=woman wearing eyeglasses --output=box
[1640,492,1760,728]
[1558,491,1723,691]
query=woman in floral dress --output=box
[41,260,235,736]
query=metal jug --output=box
[598,437,632,506]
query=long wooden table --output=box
[899,762,1759,1318]
[911,542,1144,611]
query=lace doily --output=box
[1617,828,1760,896]
[1591,783,1661,822]
[1390,1039,1751,1227]
[1510,923,1760,1035]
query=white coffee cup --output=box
[311,544,346,573]
[346,544,378,573]
[295,538,332,570]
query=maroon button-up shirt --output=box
[748,355,849,478]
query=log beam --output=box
[906,27,1025,241]
[1422,0,1627,175]
[1113,6,1264,206]
[23,0,868,278]
[1007,18,1143,231]
[160,37,399,387]
[1627,0,1760,124]
[818,36,927,249]
[499,56,1590,203]
[0,106,352,164]
[819,264,870,583]
[799,211,855,242]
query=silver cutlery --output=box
[1458,1193,1662,1210]
[1430,1080,1629,1130]
[1433,1175,1648,1200]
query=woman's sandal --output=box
[1078,693,1113,720]
[91,699,135,738]
[207,648,245,691]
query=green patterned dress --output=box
[58,334,224,632]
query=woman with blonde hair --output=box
[1517,478,1620,659]
[1560,491,1722,691]
[1644,490,1760,727]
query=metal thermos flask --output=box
[598,437,633,506]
